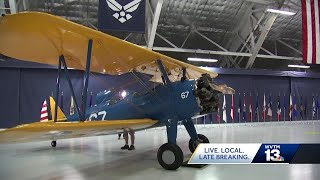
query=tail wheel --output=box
[51,141,57,147]
[157,143,184,170]
[189,134,209,153]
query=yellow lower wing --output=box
[0,119,158,143]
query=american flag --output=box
[301,0,320,64]
[230,94,234,122]
[40,99,49,122]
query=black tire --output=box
[157,143,184,170]
[189,134,210,153]
[51,141,57,147]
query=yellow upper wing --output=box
[0,12,217,82]
[0,119,158,143]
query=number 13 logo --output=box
[265,149,281,161]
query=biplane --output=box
[0,12,234,170]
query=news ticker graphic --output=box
[188,143,320,164]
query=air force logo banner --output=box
[98,0,145,33]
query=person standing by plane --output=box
[121,129,135,150]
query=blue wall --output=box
[0,66,320,128]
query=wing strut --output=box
[53,39,93,122]
[156,59,172,89]
[54,57,62,122]
[60,56,81,119]
[81,39,93,121]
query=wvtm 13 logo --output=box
[264,145,284,162]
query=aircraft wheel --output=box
[157,143,183,170]
[51,140,57,147]
[189,134,209,153]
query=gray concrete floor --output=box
[0,121,320,180]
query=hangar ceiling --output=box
[1,0,319,71]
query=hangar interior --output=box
[0,0,320,179]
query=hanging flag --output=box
[283,94,286,121]
[312,95,316,118]
[70,96,75,115]
[40,99,49,122]
[293,95,298,120]
[254,94,259,122]
[89,92,93,107]
[60,91,64,112]
[249,93,253,122]
[222,95,227,122]
[243,93,247,122]
[299,96,305,120]
[230,94,234,123]
[216,108,220,124]
[316,95,320,118]
[267,93,272,120]
[98,0,146,33]
[301,0,320,64]
[277,94,281,121]
[238,93,241,123]
[304,97,308,119]
[262,93,266,121]
[289,94,293,120]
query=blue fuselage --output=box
[67,80,201,124]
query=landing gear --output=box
[189,134,209,153]
[51,140,57,147]
[157,143,184,170]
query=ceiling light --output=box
[288,65,310,69]
[187,57,218,62]
[121,91,127,98]
[267,9,296,15]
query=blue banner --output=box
[98,0,146,33]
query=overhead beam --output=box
[245,0,274,5]
[277,39,302,55]
[194,30,228,52]
[151,46,302,61]
[245,13,278,69]
[156,33,178,48]
[181,31,192,48]
[147,0,163,49]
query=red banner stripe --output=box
[302,0,308,64]
[318,0,320,64]
[40,116,48,120]
[311,0,317,64]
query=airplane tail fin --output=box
[48,96,66,122]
